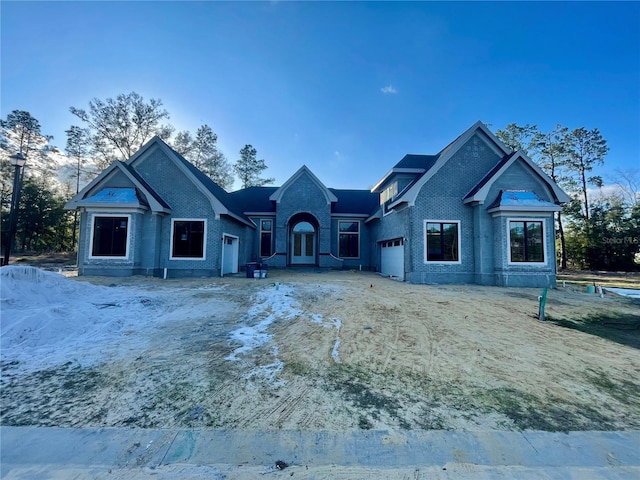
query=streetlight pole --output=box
[3,152,27,266]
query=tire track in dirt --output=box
[381,323,400,372]
[273,386,311,426]
[239,385,312,428]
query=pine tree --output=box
[234,145,275,188]
[563,127,608,222]
[65,126,91,248]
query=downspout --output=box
[220,235,225,277]
[407,210,412,282]
[475,204,482,283]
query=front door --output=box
[291,221,315,264]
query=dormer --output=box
[371,154,438,212]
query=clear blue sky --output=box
[1,1,638,191]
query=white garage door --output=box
[380,238,404,281]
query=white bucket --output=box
[253,270,261,279]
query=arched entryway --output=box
[289,213,318,265]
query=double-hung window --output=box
[260,220,273,257]
[339,221,359,258]
[91,215,130,257]
[425,221,460,262]
[171,219,206,259]
[509,220,544,263]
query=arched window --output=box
[291,221,316,264]
[292,221,314,233]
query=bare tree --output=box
[172,125,234,190]
[70,92,174,168]
[173,130,194,157]
[609,168,640,206]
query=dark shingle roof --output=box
[228,186,278,213]
[226,186,378,216]
[394,154,439,170]
[164,141,379,218]
[329,189,379,215]
[168,147,252,222]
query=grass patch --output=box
[558,272,640,290]
[283,360,313,377]
[326,364,404,428]
[13,252,77,266]
[584,368,640,406]
[0,363,106,426]
[548,313,640,349]
[324,364,621,431]
[478,387,616,432]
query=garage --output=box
[380,238,404,280]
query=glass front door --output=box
[291,221,315,264]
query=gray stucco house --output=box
[66,121,569,287]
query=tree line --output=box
[1,94,638,270]
[1,92,275,255]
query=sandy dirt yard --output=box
[2,268,639,434]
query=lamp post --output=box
[3,152,27,266]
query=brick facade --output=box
[68,122,567,286]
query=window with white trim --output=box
[91,215,129,257]
[338,221,359,258]
[509,220,544,263]
[425,221,460,262]
[260,220,273,257]
[171,219,205,259]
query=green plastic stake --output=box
[538,287,548,321]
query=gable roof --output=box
[270,165,338,204]
[126,136,255,227]
[371,154,437,192]
[120,162,171,209]
[388,121,513,209]
[464,152,518,200]
[64,160,171,213]
[463,151,571,204]
[226,186,378,216]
